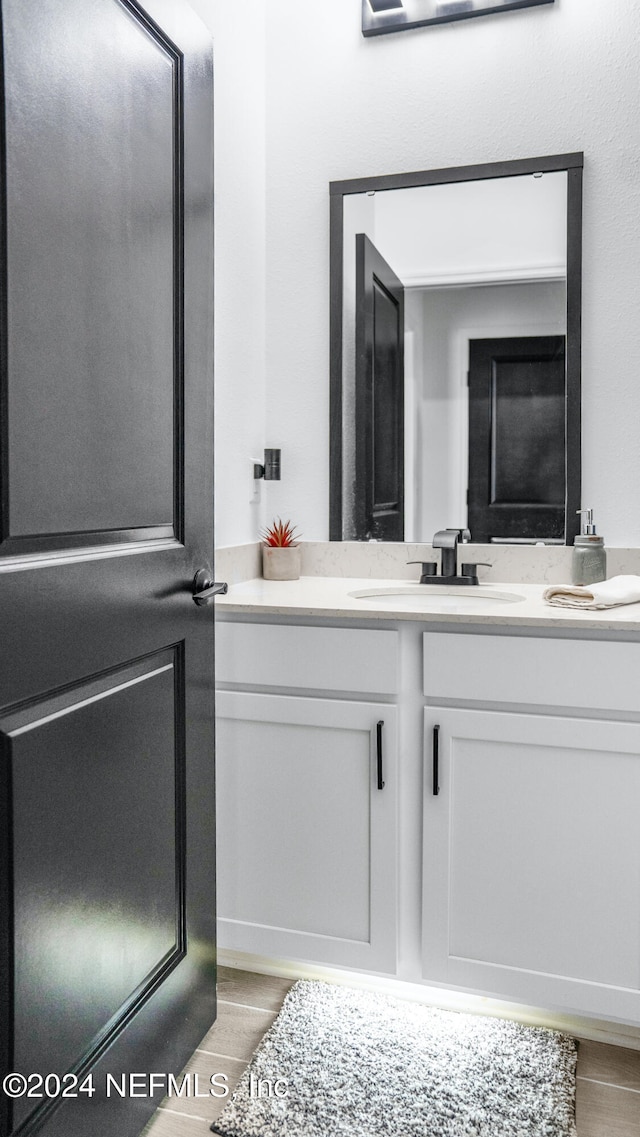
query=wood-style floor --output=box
[141,967,640,1137]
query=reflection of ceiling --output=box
[357,172,567,287]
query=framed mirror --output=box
[329,153,583,545]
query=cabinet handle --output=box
[376,720,385,790]
[432,724,440,796]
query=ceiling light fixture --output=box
[362,0,554,37]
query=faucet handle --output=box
[407,560,437,582]
[461,561,492,582]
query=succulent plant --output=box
[260,518,301,548]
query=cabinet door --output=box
[217,692,397,973]
[423,708,640,1023]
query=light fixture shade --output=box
[437,0,474,12]
[362,0,554,36]
[263,449,281,481]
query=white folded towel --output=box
[543,575,640,609]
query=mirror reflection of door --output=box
[467,335,566,543]
[354,234,405,540]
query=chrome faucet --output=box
[407,528,491,585]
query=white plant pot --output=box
[262,545,301,581]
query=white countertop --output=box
[215,576,640,631]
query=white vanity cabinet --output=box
[215,614,640,1027]
[215,621,399,973]
[422,632,640,1023]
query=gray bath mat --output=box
[211,979,577,1137]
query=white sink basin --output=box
[348,585,526,611]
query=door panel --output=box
[6,655,183,1132]
[467,335,565,543]
[217,693,398,974]
[4,0,179,545]
[354,233,404,541]
[2,0,184,554]
[220,718,371,942]
[0,1,216,1134]
[423,709,640,1022]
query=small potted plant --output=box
[261,518,301,581]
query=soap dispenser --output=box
[572,509,606,586]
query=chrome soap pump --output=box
[572,508,606,586]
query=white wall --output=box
[261,0,640,545]
[189,0,267,548]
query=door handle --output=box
[376,720,385,790]
[432,724,440,796]
[193,570,228,606]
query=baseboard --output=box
[218,948,640,1052]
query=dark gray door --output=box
[0,2,216,1134]
[467,335,566,543]
[355,233,405,541]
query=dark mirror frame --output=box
[329,152,583,543]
